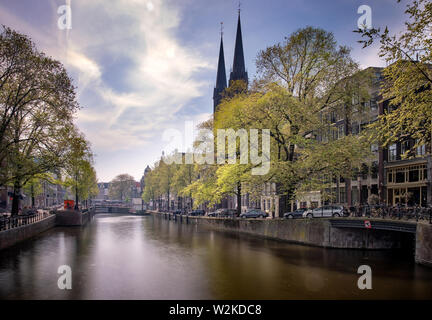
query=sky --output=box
[0,0,409,182]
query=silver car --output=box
[240,209,269,219]
[303,205,345,218]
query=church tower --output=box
[213,28,227,114]
[229,11,248,85]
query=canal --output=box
[0,214,431,299]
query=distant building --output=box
[140,165,151,191]
[212,11,253,213]
[96,182,110,200]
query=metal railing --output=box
[347,205,432,223]
[0,211,50,231]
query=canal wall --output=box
[0,208,95,251]
[153,212,407,250]
[0,215,56,250]
[54,208,95,226]
[415,223,432,267]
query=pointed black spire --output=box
[213,31,227,113]
[229,12,248,85]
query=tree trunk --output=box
[236,181,242,217]
[31,184,35,207]
[11,180,21,216]
[75,184,79,211]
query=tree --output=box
[172,160,196,210]
[254,27,374,206]
[213,83,370,208]
[109,174,135,202]
[0,26,79,215]
[181,27,373,213]
[77,162,98,208]
[256,26,359,107]
[0,27,40,163]
[22,175,44,207]
[142,168,157,209]
[357,0,432,153]
[155,156,177,211]
[141,27,374,214]
[63,127,96,210]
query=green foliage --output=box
[357,0,432,154]
[62,127,98,206]
[109,173,136,201]
[142,27,375,209]
[0,26,94,214]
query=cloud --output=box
[0,0,215,180]
[62,0,213,152]
[66,49,102,87]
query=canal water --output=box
[0,214,431,299]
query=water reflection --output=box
[0,214,431,299]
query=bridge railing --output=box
[347,205,432,223]
[0,211,50,231]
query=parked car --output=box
[208,209,223,217]
[220,209,237,217]
[188,209,205,216]
[172,210,183,215]
[208,208,237,217]
[240,209,268,219]
[303,205,347,218]
[283,208,307,219]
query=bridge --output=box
[329,206,432,233]
[95,204,130,214]
[94,204,148,215]
[329,218,418,233]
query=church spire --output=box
[213,24,227,113]
[229,10,248,85]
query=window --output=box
[361,164,369,179]
[389,144,397,161]
[396,171,405,183]
[370,100,378,110]
[388,172,393,183]
[371,162,378,179]
[387,164,427,184]
[401,141,410,157]
[409,169,419,182]
[332,128,337,141]
[352,123,360,135]
[352,168,359,180]
[330,111,336,123]
[417,143,426,156]
[338,126,344,139]
[339,188,346,203]
[371,144,378,153]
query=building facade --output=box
[380,99,431,207]
[298,66,432,209]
